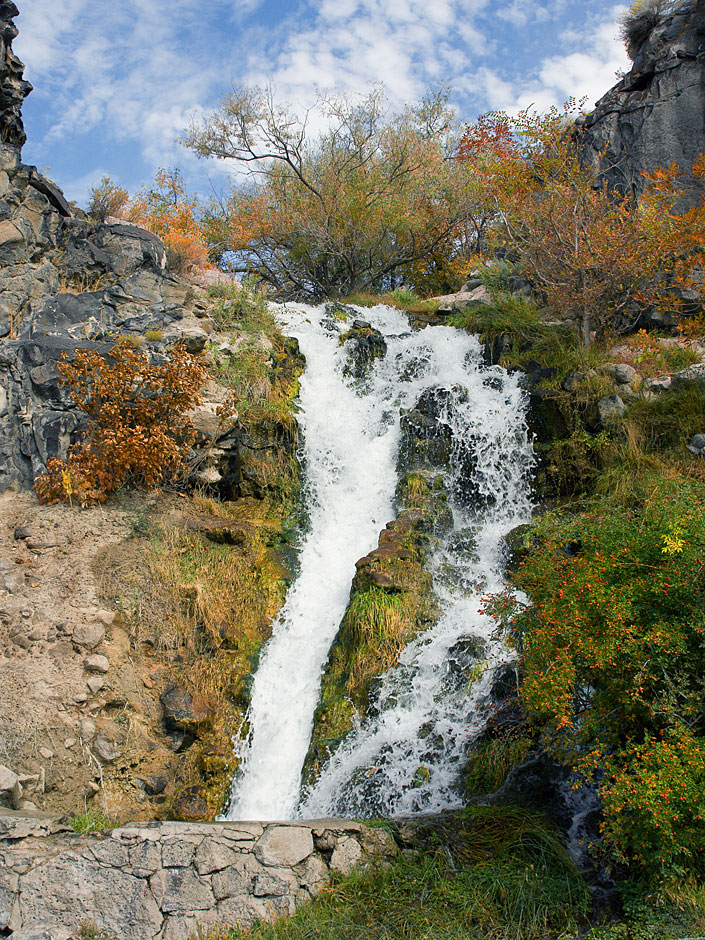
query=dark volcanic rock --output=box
[160,685,215,735]
[341,319,387,379]
[577,0,705,207]
[0,2,31,149]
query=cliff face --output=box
[0,4,211,491]
[577,0,705,206]
[0,1,30,148]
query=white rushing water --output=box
[226,302,533,821]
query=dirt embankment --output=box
[0,488,291,824]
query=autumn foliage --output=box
[88,169,210,275]
[34,340,207,505]
[456,106,705,343]
[187,85,482,297]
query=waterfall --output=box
[225,302,533,821]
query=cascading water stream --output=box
[225,302,533,821]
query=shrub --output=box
[621,0,680,57]
[86,176,129,222]
[457,108,705,345]
[498,478,705,878]
[34,339,207,505]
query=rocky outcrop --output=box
[577,0,705,206]
[0,815,399,940]
[0,2,31,148]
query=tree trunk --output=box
[581,309,592,347]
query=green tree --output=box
[184,84,477,298]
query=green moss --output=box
[305,513,439,782]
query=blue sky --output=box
[13,0,630,207]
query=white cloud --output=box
[475,3,629,116]
[12,0,632,199]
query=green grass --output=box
[212,807,590,940]
[343,587,406,651]
[209,275,276,337]
[448,292,544,343]
[70,808,116,833]
[464,737,533,798]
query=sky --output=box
[13,0,630,208]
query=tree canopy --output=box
[184,85,484,298]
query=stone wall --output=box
[577,0,705,207]
[0,814,399,940]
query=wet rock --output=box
[160,685,214,734]
[399,386,455,473]
[526,385,571,444]
[503,523,534,571]
[341,320,387,379]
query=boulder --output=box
[160,685,214,734]
[597,395,626,425]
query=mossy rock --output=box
[396,471,454,536]
[305,509,440,786]
[340,319,387,379]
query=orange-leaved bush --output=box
[457,105,705,345]
[34,339,208,505]
[126,168,210,275]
